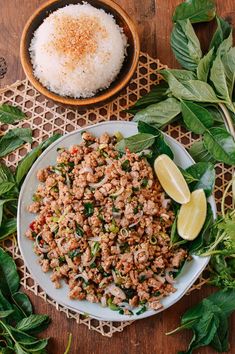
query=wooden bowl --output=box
[20,0,140,106]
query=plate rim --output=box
[17,121,215,321]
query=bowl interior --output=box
[21,0,139,105]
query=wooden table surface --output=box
[1,1,235,353]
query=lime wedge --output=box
[177,189,207,241]
[154,154,190,204]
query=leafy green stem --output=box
[64,333,72,354]
[166,319,197,335]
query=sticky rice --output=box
[29,3,127,98]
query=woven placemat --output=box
[0,52,233,337]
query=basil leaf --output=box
[0,199,16,226]
[0,182,15,196]
[161,70,221,102]
[0,310,14,319]
[134,97,181,128]
[12,292,33,318]
[126,81,169,114]
[217,31,233,57]
[181,101,214,134]
[210,313,229,352]
[137,121,174,160]
[0,104,26,124]
[172,0,216,23]
[210,55,231,104]
[0,218,17,240]
[221,47,235,99]
[164,69,197,81]
[197,48,214,82]
[0,247,19,297]
[203,127,235,165]
[16,314,50,335]
[0,128,32,158]
[185,162,215,197]
[16,134,61,186]
[210,17,232,52]
[0,163,15,184]
[116,133,156,153]
[171,19,202,70]
[188,140,215,163]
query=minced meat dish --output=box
[26,131,188,314]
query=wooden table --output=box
[0,1,235,353]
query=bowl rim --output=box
[20,0,140,106]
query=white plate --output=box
[18,121,216,322]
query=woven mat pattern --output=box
[0,53,233,337]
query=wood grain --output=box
[0,1,235,353]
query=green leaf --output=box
[14,343,28,354]
[0,104,26,124]
[16,314,50,335]
[12,292,33,318]
[181,101,214,134]
[116,133,156,153]
[217,31,233,57]
[210,54,231,104]
[171,19,202,70]
[210,313,229,352]
[184,162,215,196]
[0,247,19,297]
[0,218,17,240]
[137,121,174,160]
[203,127,235,165]
[134,97,181,128]
[0,309,14,318]
[0,128,32,158]
[197,48,214,82]
[209,17,232,52]
[15,134,61,186]
[164,69,197,81]
[188,140,215,163]
[208,289,235,316]
[221,47,235,99]
[126,81,169,114]
[161,70,221,102]
[0,182,15,196]
[0,163,15,184]
[172,0,216,23]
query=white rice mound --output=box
[29,3,127,98]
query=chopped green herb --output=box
[90,262,96,269]
[84,202,94,217]
[136,305,147,315]
[112,206,120,213]
[139,274,146,283]
[68,249,80,259]
[120,242,130,253]
[133,206,139,214]
[75,223,84,237]
[141,177,148,188]
[32,193,41,202]
[59,256,66,263]
[91,241,100,257]
[107,298,120,311]
[121,159,131,172]
[132,186,139,192]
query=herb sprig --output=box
[128,0,235,166]
[0,247,50,353]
